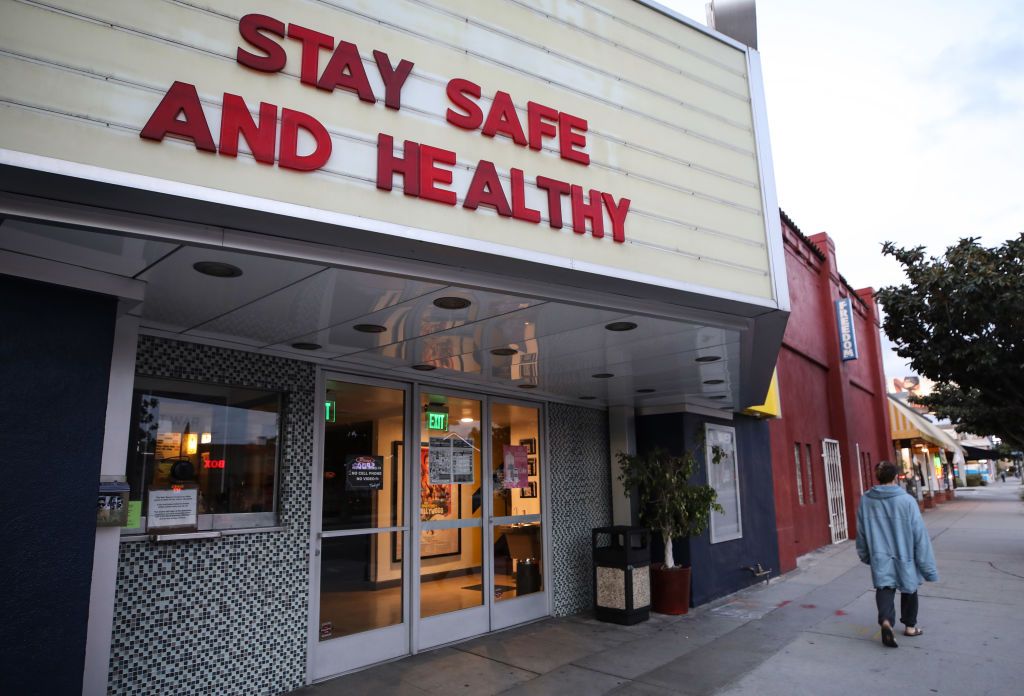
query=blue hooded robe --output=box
[855,485,939,592]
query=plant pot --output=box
[923,495,935,509]
[650,563,691,615]
[947,489,955,500]
[917,499,925,513]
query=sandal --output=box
[881,623,898,648]
[904,627,924,637]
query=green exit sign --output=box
[427,411,448,431]
[325,401,336,423]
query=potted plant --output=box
[617,446,723,614]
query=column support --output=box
[82,309,139,696]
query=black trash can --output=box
[516,557,541,595]
[592,526,650,625]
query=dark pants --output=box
[876,587,918,627]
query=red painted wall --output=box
[769,216,893,573]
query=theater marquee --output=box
[0,0,783,305]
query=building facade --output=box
[768,214,892,573]
[0,1,788,693]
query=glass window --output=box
[318,380,406,642]
[418,393,484,618]
[319,532,403,640]
[322,380,405,532]
[126,377,281,530]
[492,522,543,601]
[706,424,742,543]
[491,403,542,518]
[805,443,816,503]
[794,443,804,505]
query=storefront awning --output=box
[887,395,962,454]
[961,444,996,461]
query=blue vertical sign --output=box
[835,298,859,361]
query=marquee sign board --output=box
[0,0,782,304]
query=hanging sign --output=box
[835,298,859,361]
[451,438,474,484]
[427,411,449,431]
[428,436,475,485]
[427,436,452,484]
[345,455,384,490]
[502,445,529,489]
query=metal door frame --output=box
[306,374,553,679]
[412,383,490,651]
[306,371,414,682]
[488,396,551,631]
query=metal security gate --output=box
[822,439,849,543]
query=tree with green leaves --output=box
[616,447,723,569]
[876,234,1024,449]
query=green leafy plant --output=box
[616,446,723,570]
[877,235,1024,449]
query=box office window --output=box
[125,377,282,530]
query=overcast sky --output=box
[662,0,1024,380]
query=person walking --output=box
[856,460,939,648]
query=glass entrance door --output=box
[489,401,548,630]
[415,391,489,650]
[309,380,550,676]
[309,377,410,680]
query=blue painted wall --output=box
[636,412,780,606]
[0,275,116,694]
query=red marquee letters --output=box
[141,12,630,242]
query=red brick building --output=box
[769,212,893,573]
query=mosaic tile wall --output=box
[548,403,612,616]
[108,336,315,695]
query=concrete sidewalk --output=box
[293,480,1024,696]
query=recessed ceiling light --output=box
[605,321,638,332]
[460,417,474,423]
[579,396,596,400]
[433,296,471,310]
[696,355,721,363]
[354,324,387,333]
[592,373,614,379]
[412,364,436,371]
[290,342,321,351]
[518,384,537,389]
[193,261,242,278]
[704,379,725,385]
[637,388,656,394]
[490,347,517,356]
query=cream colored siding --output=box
[0,0,776,301]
